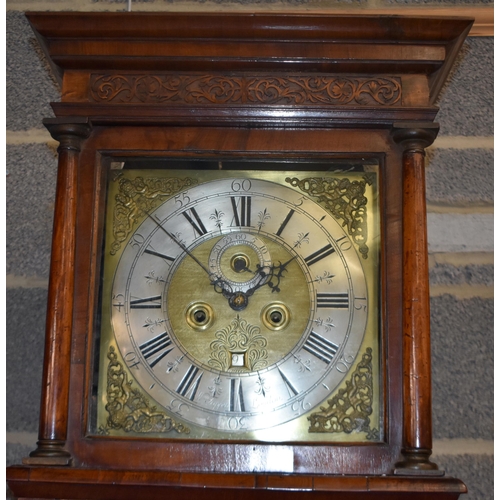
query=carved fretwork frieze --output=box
[90,74,402,107]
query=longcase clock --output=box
[7,12,472,499]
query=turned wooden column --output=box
[392,122,442,475]
[24,118,92,465]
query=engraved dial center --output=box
[167,232,311,369]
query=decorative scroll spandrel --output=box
[286,175,374,259]
[100,347,190,436]
[308,347,378,440]
[110,174,198,255]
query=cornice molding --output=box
[339,7,492,36]
[13,4,493,36]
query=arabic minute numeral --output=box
[291,397,311,416]
[231,179,252,192]
[354,296,368,312]
[227,416,247,431]
[174,192,191,208]
[336,353,355,373]
[124,351,141,369]
[112,294,125,312]
[129,233,145,249]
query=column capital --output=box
[391,122,440,153]
[43,117,92,152]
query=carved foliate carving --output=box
[110,174,198,255]
[90,74,402,107]
[99,346,190,435]
[308,347,378,440]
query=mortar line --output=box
[432,438,494,456]
[427,205,494,214]
[6,274,49,289]
[429,284,494,299]
[428,252,494,266]
[431,136,494,149]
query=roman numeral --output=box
[304,244,336,267]
[316,292,349,309]
[130,295,162,309]
[276,209,295,237]
[229,379,246,412]
[278,368,299,398]
[230,196,252,227]
[139,331,173,368]
[176,365,203,401]
[143,247,175,263]
[303,331,339,364]
[182,208,208,237]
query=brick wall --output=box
[6,2,493,499]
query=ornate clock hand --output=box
[245,254,299,297]
[144,212,233,296]
[145,212,211,274]
[226,254,298,312]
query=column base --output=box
[394,448,444,476]
[22,440,72,466]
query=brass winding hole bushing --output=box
[261,302,291,331]
[186,302,214,330]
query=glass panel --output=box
[90,159,381,444]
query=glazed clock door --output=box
[94,162,381,444]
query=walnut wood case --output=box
[7,12,472,499]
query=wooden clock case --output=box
[7,12,472,499]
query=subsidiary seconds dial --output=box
[111,177,368,433]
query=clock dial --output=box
[97,169,379,441]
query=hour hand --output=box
[210,274,234,299]
[245,254,298,297]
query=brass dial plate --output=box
[96,168,380,442]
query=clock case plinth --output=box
[7,12,472,499]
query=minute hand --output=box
[144,213,235,298]
[144,213,211,274]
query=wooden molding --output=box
[326,7,492,37]
[26,12,474,108]
[14,3,494,35]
